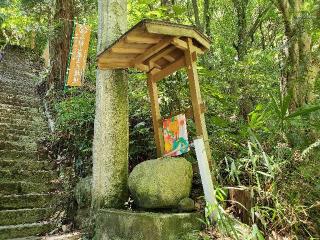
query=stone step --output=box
[0,93,40,108]
[0,117,46,127]
[0,104,40,115]
[0,222,54,239]
[0,125,45,137]
[0,169,56,183]
[0,150,45,161]
[0,133,35,143]
[0,208,52,226]
[0,83,36,97]
[0,127,41,139]
[0,193,61,210]
[0,159,53,171]
[0,181,59,195]
[0,141,37,152]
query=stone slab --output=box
[95,209,203,240]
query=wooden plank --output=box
[147,74,164,157]
[99,58,133,64]
[184,37,213,169]
[111,48,146,54]
[125,33,161,44]
[98,62,134,69]
[163,55,175,63]
[115,42,153,49]
[134,37,173,64]
[145,22,211,49]
[107,53,139,59]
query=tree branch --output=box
[247,1,273,41]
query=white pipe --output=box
[194,137,218,219]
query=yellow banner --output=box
[67,24,91,87]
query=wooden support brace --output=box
[147,74,164,157]
[134,37,173,65]
[184,38,213,170]
[172,37,204,54]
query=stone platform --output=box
[95,209,203,240]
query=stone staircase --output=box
[0,47,60,239]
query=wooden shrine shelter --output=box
[97,19,213,168]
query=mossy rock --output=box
[128,157,193,209]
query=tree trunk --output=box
[92,0,128,210]
[277,0,320,110]
[192,0,201,29]
[232,0,272,120]
[203,0,211,35]
[48,0,74,90]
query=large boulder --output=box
[128,157,193,209]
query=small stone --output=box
[178,198,195,212]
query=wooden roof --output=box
[97,19,211,76]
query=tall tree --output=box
[91,0,128,210]
[232,0,273,120]
[203,0,211,35]
[48,0,74,90]
[277,0,320,110]
[192,0,201,29]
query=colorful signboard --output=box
[66,23,91,87]
[163,114,189,156]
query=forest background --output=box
[1,0,320,239]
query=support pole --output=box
[147,74,164,157]
[184,38,214,170]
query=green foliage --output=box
[55,89,95,177]
[4,0,320,238]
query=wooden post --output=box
[147,74,164,157]
[184,38,214,170]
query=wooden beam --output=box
[150,68,161,75]
[148,45,176,65]
[134,37,173,65]
[150,57,186,82]
[184,37,213,170]
[135,63,150,72]
[172,38,188,50]
[172,37,204,54]
[150,51,196,82]
[147,74,164,157]
[163,55,175,63]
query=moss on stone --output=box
[128,157,193,209]
[95,209,203,240]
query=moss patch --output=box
[95,209,203,240]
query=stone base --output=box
[95,209,203,240]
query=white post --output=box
[194,137,218,219]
